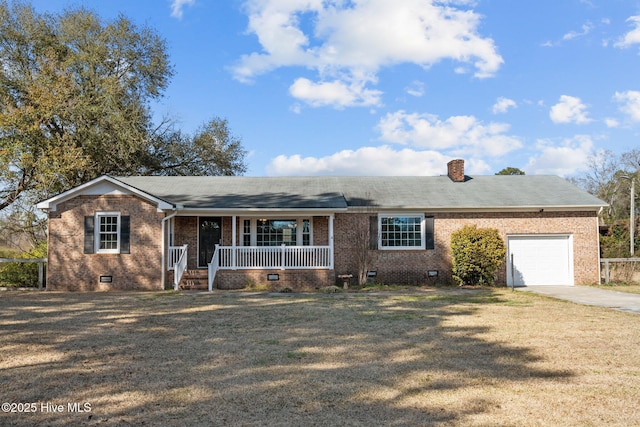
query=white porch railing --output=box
[216,245,332,270]
[208,244,221,291]
[172,244,188,291]
[168,245,184,271]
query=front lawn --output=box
[1,288,638,426]
[591,283,640,294]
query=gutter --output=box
[349,205,607,213]
[174,207,348,216]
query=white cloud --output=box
[549,95,592,124]
[614,90,640,122]
[562,22,593,41]
[265,146,491,176]
[492,97,517,114]
[525,135,593,176]
[542,21,594,47]
[615,16,640,49]
[376,110,522,157]
[405,81,425,98]
[289,77,382,108]
[605,118,620,128]
[170,0,195,19]
[234,0,503,108]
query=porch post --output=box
[329,214,335,270]
[160,210,177,289]
[232,215,237,270]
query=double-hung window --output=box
[97,213,120,253]
[379,214,426,249]
[84,212,130,254]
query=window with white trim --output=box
[302,219,310,246]
[242,219,251,246]
[379,214,425,249]
[241,218,312,246]
[257,219,297,246]
[96,212,121,253]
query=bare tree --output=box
[352,214,374,286]
[575,150,627,223]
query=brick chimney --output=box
[447,159,465,182]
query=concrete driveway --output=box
[517,286,640,314]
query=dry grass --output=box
[1,288,639,426]
[591,283,640,294]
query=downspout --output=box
[161,209,178,289]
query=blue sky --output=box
[28,0,640,177]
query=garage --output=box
[507,235,574,287]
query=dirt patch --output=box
[0,288,639,426]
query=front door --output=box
[199,217,221,268]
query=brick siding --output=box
[214,269,334,291]
[334,211,600,286]
[46,195,164,291]
[48,205,600,291]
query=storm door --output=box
[198,217,221,268]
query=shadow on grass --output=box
[0,289,571,426]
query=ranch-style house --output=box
[37,159,607,291]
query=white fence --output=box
[600,258,640,284]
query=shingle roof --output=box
[116,175,606,211]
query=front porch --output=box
[166,214,336,290]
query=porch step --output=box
[179,269,209,290]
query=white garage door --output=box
[507,235,573,287]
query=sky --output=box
[26,0,640,178]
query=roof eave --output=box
[349,205,607,213]
[175,207,348,216]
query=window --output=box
[302,219,310,246]
[242,219,251,246]
[241,218,312,246]
[380,214,425,249]
[84,212,130,254]
[257,219,297,246]
[98,213,120,252]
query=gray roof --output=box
[116,175,606,211]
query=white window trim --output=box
[240,217,313,246]
[378,213,425,250]
[95,212,121,254]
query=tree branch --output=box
[0,169,31,212]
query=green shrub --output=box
[451,225,506,286]
[0,242,47,287]
[600,220,639,258]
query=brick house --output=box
[37,159,606,291]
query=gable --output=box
[36,176,174,212]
